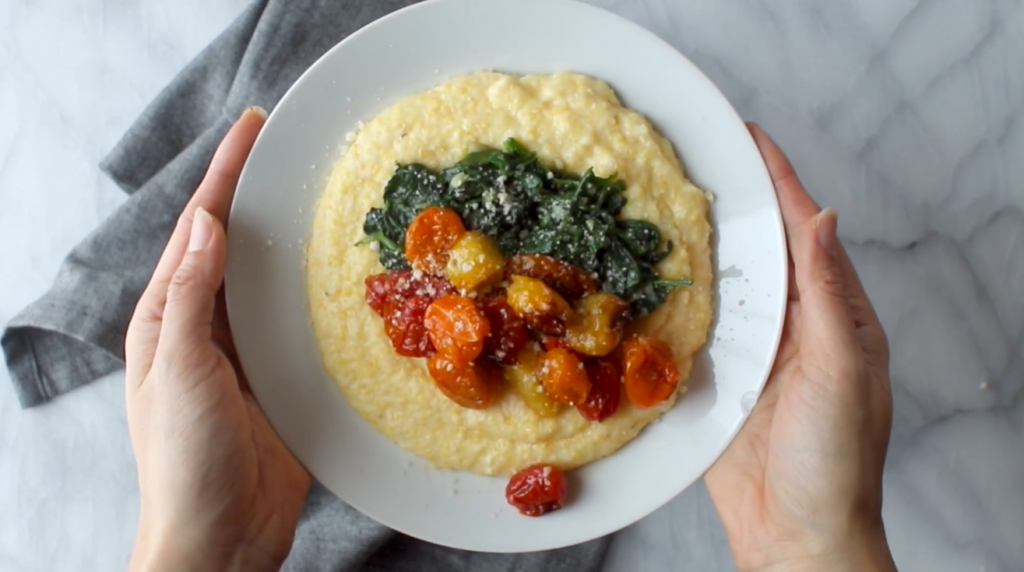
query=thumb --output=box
[794,208,858,366]
[158,207,227,357]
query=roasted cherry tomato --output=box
[382,296,434,357]
[565,292,631,357]
[446,230,506,291]
[506,275,573,336]
[365,270,455,315]
[480,293,528,365]
[577,357,622,422]
[424,294,490,363]
[538,347,591,405]
[621,335,679,408]
[505,464,568,517]
[506,345,564,417]
[405,206,466,275]
[427,354,502,409]
[541,336,573,352]
[506,254,597,299]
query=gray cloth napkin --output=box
[1,0,610,569]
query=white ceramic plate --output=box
[226,0,786,553]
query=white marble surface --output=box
[1,0,1021,570]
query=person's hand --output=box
[705,124,896,572]
[125,108,311,572]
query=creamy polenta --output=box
[307,72,713,476]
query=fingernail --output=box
[243,105,268,120]
[815,207,839,257]
[188,208,214,253]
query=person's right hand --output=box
[125,108,310,572]
[705,124,896,572]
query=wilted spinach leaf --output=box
[360,138,690,315]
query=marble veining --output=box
[1,1,1021,571]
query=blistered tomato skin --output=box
[424,294,490,363]
[480,294,528,365]
[506,345,564,417]
[541,337,572,352]
[427,354,502,409]
[365,271,456,315]
[577,357,622,422]
[539,347,591,405]
[506,254,597,299]
[382,297,434,357]
[505,275,573,336]
[405,206,467,275]
[446,230,506,291]
[621,335,680,408]
[505,464,568,517]
[565,292,631,357]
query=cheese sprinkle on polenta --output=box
[307,72,712,476]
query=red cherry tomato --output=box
[382,296,434,357]
[505,464,568,517]
[577,357,622,422]
[365,270,455,315]
[480,293,528,365]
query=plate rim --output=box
[227,0,788,552]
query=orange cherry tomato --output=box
[405,206,466,275]
[538,347,591,406]
[621,335,679,408]
[424,294,490,362]
[427,354,502,409]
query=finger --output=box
[126,107,266,377]
[211,287,250,393]
[748,123,816,303]
[142,106,266,304]
[836,248,883,331]
[156,208,227,363]
[793,208,859,369]
[212,288,239,361]
[837,247,889,370]
[747,123,880,330]
[747,123,820,245]
[786,256,798,302]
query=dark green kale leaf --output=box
[359,138,691,315]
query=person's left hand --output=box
[125,107,310,572]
